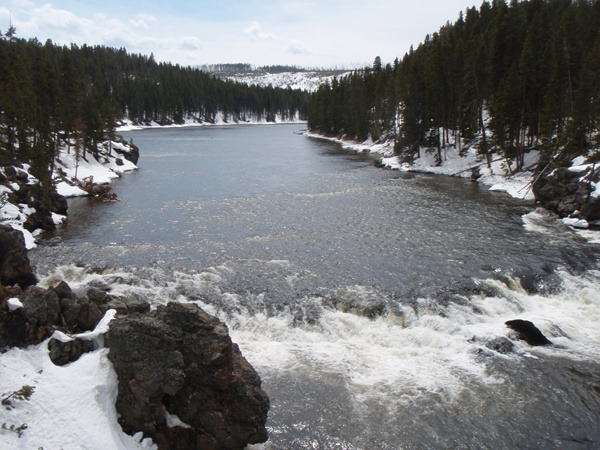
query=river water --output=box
[31,124,600,448]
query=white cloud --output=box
[179,36,202,51]
[2,0,484,68]
[287,39,312,55]
[244,21,278,41]
[136,13,157,23]
[129,19,148,29]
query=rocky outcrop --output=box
[0,225,37,289]
[0,280,150,351]
[1,161,68,232]
[505,319,552,346]
[107,302,269,449]
[533,162,600,224]
[114,140,140,164]
[48,337,95,366]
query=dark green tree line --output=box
[308,0,600,168]
[0,32,309,202]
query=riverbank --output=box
[116,112,306,132]
[1,131,270,449]
[306,131,537,201]
[0,139,138,250]
[306,131,600,231]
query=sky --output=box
[0,0,480,68]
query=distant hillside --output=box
[0,33,310,204]
[204,66,352,93]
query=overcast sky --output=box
[1,0,480,68]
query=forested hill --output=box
[308,0,600,168]
[0,33,309,161]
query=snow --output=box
[6,298,23,311]
[306,131,395,157]
[165,411,192,429]
[562,217,589,229]
[51,330,74,343]
[0,307,155,449]
[115,111,305,132]
[56,181,87,197]
[51,212,66,225]
[0,344,156,449]
[8,223,36,250]
[307,131,537,201]
[224,70,352,93]
[74,309,117,349]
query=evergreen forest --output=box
[0,29,309,192]
[308,0,600,169]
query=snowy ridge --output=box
[224,70,352,93]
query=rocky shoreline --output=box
[0,224,269,449]
[307,131,600,231]
[0,138,270,448]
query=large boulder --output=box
[0,225,37,289]
[505,319,552,346]
[107,302,269,449]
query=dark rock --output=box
[505,319,553,346]
[20,286,61,327]
[3,166,17,179]
[24,204,57,232]
[0,286,62,347]
[533,161,600,222]
[77,300,104,331]
[122,295,151,314]
[0,299,28,352]
[60,296,82,330]
[484,337,515,354]
[106,298,128,314]
[115,158,124,166]
[48,190,68,216]
[52,281,73,299]
[48,337,94,366]
[114,141,140,165]
[87,287,112,305]
[107,302,269,449]
[324,289,389,319]
[14,169,28,183]
[0,225,37,289]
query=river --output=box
[31,124,600,448]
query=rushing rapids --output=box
[31,124,600,448]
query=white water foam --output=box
[35,259,600,413]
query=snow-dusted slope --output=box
[0,140,137,249]
[224,70,351,92]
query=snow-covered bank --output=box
[306,131,537,201]
[0,332,154,449]
[53,140,138,197]
[0,140,138,249]
[116,112,306,132]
